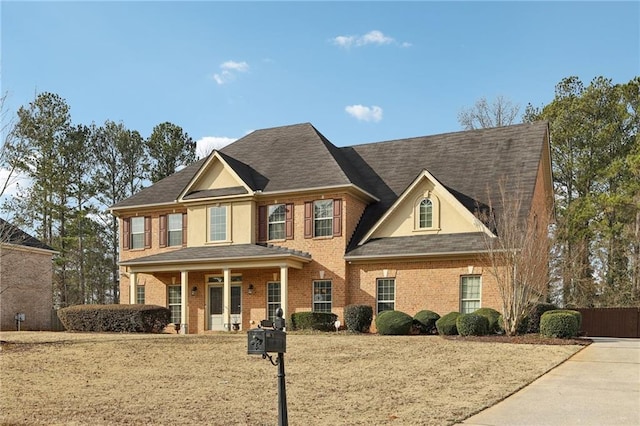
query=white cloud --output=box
[212,60,249,85]
[221,60,249,72]
[345,105,383,122]
[196,136,237,158]
[332,30,407,48]
[361,30,394,45]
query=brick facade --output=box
[0,246,54,331]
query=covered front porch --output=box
[119,244,312,334]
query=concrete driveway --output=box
[458,337,640,426]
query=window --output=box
[168,285,182,324]
[377,278,395,313]
[267,282,281,323]
[313,280,332,313]
[167,213,183,247]
[314,200,333,237]
[136,285,145,304]
[268,204,286,240]
[461,276,481,313]
[130,217,145,249]
[419,198,433,228]
[209,206,227,241]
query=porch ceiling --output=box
[120,244,312,273]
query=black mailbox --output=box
[247,328,286,355]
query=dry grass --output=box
[0,331,586,426]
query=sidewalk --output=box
[458,337,640,426]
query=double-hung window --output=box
[130,217,145,249]
[460,276,481,313]
[267,282,281,323]
[136,285,145,304]
[419,198,433,228]
[209,206,227,242]
[268,204,286,240]
[167,213,182,246]
[168,285,182,324]
[376,278,395,313]
[314,200,333,237]
[167,213,183,247]
[312,280,332,313]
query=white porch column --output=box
[280,265,288,322]
[181,271,188,334]
[129,272,137,304]
[223,268,231,331]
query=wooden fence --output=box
[575,307,640,338]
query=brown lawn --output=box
[0,331,587,426]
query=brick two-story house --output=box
[110,121,552,333]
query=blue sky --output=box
[2,0,639,159]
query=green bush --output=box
[57,304,170,333]
[473,308,501,333]
[413,310,440,334]
[375,310,413,335]
[526,303,558,333]
[540,311,579,338]
[290,312,338,332]
[344,304,373,333]
[543,309,581,330]
[456,313,489,336]
[436,312,461,335]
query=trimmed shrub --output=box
[413,310,440,334]
[436,312,461,335]
[57,304,170,333]
[542,309,582,330]
[540,311,579,338]
[456,313,489,336]
[375,310,413,335]
[344,304,373,333]
[527,303,558,333]
[290,312,338,332]
[473,308,501,333]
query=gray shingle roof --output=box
[111,121,549,258]
[120,243,311,266]
[0,218,56,251]
[344,233,490,260]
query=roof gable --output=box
[178,151,254,202]
[360,170,493,244]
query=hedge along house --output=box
[110,121,553,334]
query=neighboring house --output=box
[111,121,553,334]
[0,219,57,331]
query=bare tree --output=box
[458,95,520,130]
[0,92,20,198]
[478,179,552,335]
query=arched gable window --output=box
[419,198,433,228]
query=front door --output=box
[209,285,242,331]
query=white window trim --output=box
[168,285,182,324]
[207,204,231,243]
[130,216,145,249]
[313,199,333,237]
[268,204,286,241]
[312,280,332,313]
[414,194,441,232]
[167,213,183,247]
[376,278,396,314]
[267,281,281,322]
[460,275,482,314]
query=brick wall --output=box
[0,246,54,331]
